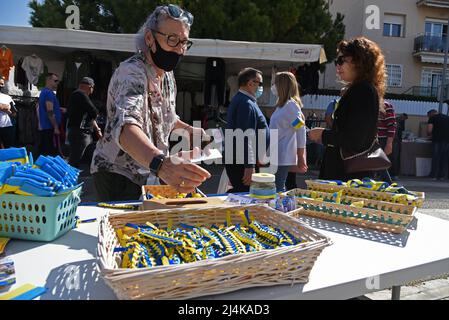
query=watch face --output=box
[150,155,165,175]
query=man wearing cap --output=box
[67,77,102,168]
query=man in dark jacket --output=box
[427,109,449,180]
[67,77,102,168]
[225,68,269,192]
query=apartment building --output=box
[323,0,449,98]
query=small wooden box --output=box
[141,185,226,210]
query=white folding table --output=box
[4,203,449,300]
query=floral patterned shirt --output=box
[90,52,179,185]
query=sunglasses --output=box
[165,4,194,26]
[334,55,350,66]
[253,80,263,87]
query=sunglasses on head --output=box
[334,55,350,66]
[165,4,194,25]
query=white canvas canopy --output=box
[0,25,327,117]
[0,26,327,64]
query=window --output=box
[383,23,402,37]
[383,14,405,37]
[386,64,403,87]
[425,21,447,37]
[420,68,449,97]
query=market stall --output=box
[0,26,327,126]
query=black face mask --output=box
[150,37,183,72]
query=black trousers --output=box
[68,128,93,168]
[225,165,261,193]
[93,171,142,202]
[286,172,297,190]
[38,129,58,157]
[0,126,15,148]
[377,137,393,184]
[390,138,402,176]
[225,165,248,193]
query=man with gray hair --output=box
[225,68,269,193]
[91,4,211,201]
[67,77,101,168]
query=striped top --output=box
[377,101,397,139]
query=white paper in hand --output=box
[191,148,222,164]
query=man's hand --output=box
[60,107,68,114]
[308,128,325,144]
[242,167,255,186]
[54,127,61,136]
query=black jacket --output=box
[67,89,99,130]
[319,80,379,181]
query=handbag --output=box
[340,138,391,174]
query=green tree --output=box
[29,0,345,62]
[29,0,120,31]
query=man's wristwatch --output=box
[149,154,166,177]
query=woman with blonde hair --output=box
[309,37,387,180]
[270,71,307,192]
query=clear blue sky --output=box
[0,0,34,27]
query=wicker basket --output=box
[285,188,417,216]
[305,180,425,207]
[289,197,414,234]
[97,205,331,300]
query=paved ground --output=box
[78,163,449,300]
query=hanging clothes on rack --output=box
[296,62,320,96]
[309,61,320,95]
[14,57,29,87]
[0,45,14,79]
[12,96,39,147]
[21,54,44,85]
[204,58,226,107]
[63,52,92,89]
[36,64,49,88]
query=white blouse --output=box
[269,99,307,166]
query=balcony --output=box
[414,34,449,63]
[417,0,449,9]
[403,85,449,99]
[403,86,439,97]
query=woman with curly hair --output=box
[308,37,387,180]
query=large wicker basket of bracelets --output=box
[97,205,331,300]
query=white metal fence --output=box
[301,94,449,116]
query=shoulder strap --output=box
[340,137,378,161]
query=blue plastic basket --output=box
[0,186,82,242]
